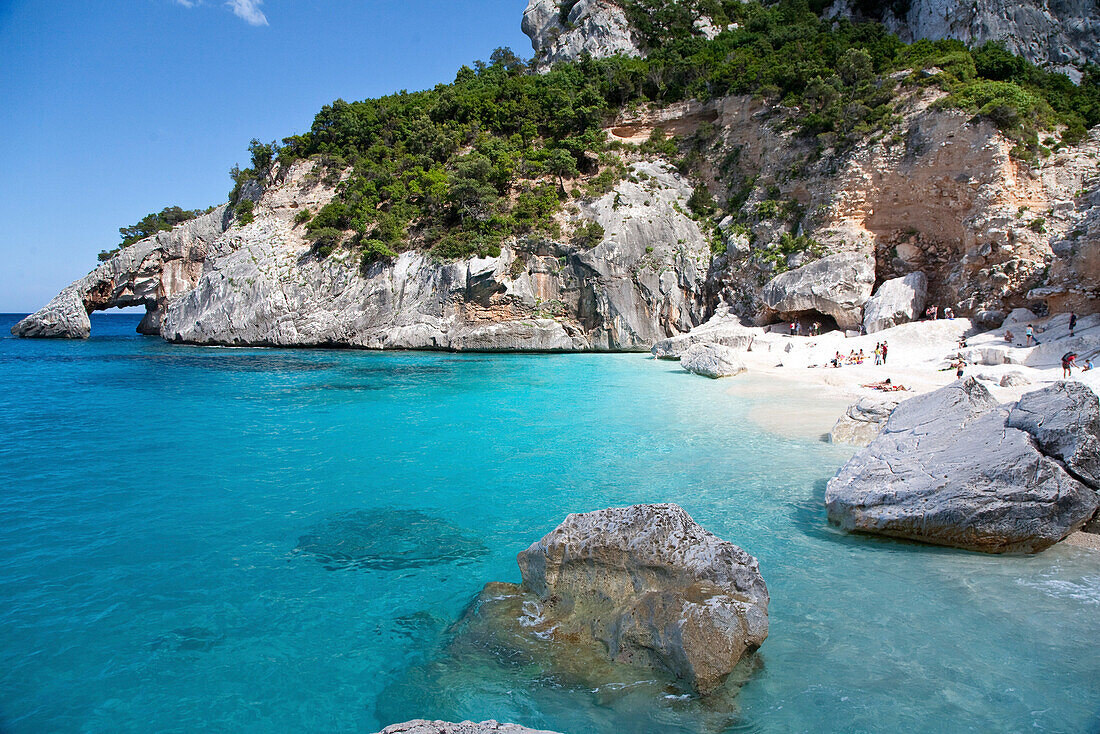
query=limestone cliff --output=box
[522,0,1100,72]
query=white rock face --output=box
[507,504,769,694]
[761,253,876,331]
[377,722,561,734]
[863,272,928,334]
[680,342,746,378]
[829,397,900,447]
[826,379,1100,553]
[12,206,232,338]
[522,0,641,70]
[20,159,711,351]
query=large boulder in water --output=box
[862,272,927,334]
[825,379,1099,553]
[508,503,769,693]
[680,342,746,378]
[761,252,875,331]
[377,721,561,734]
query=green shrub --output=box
[235,199,255,226]
[309,226,345,257]
[118,205,205,247]
[572,220,606,248]
[293,208,312,226]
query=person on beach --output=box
[1063,352,1078,378]
[1026,324,1035,346]
[1004,329,1014,343]
[944,307,954,319]
[1084,359,1094,372]
[956,362,965,378]
[881,341,888,364]
[1069,312,1077,336]
[832,351,842,368]
[874,343,882,365]
[812,321,821,337]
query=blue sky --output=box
[0,0,532,312]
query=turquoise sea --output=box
[2,312,1099,733]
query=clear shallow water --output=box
[1,312,1098,733]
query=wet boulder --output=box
[825,379,1099,553]
[496,503,770,694]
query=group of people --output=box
[924,305,955,320]
[789,321,823,337]
[827,342,888,367]
[1062,351,1095,377]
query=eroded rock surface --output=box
[1006,381,1100,489]
[12,206,232,338]
[469,504,769,694]
[652,310,756,359]
[826,379,1099,553]
[522,0,641,70]
[680,342,746,378]
[761,253,875,331]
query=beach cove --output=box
[1,312,1098,733]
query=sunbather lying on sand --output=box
[862,379,909,392]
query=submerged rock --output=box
[377,721,561,734]
[680,342,746,378]
[296,509,487,570]
[825,379,1100,553]
[829,397,900,447]
[467,504,769,694]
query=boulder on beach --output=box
[1000,371,1031,387]
[761,252,875,331]
[825,379,1099,553]
[1006,381,1100,489]
[652,313,755,359]
[680,342,746,378]
[377,721,561,734]
[862,272,927,334]
[829,397,900,447]
[468,504,769,694]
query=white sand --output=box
[726,308,1100,412]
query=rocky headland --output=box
[13,1,1099,351]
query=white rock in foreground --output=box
[825,379,1100,553]
[377,721,560,734]
[680,342,746,378]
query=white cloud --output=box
[173,0,199,7]
[226,0,268,26]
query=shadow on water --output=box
[295,508,488,571]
